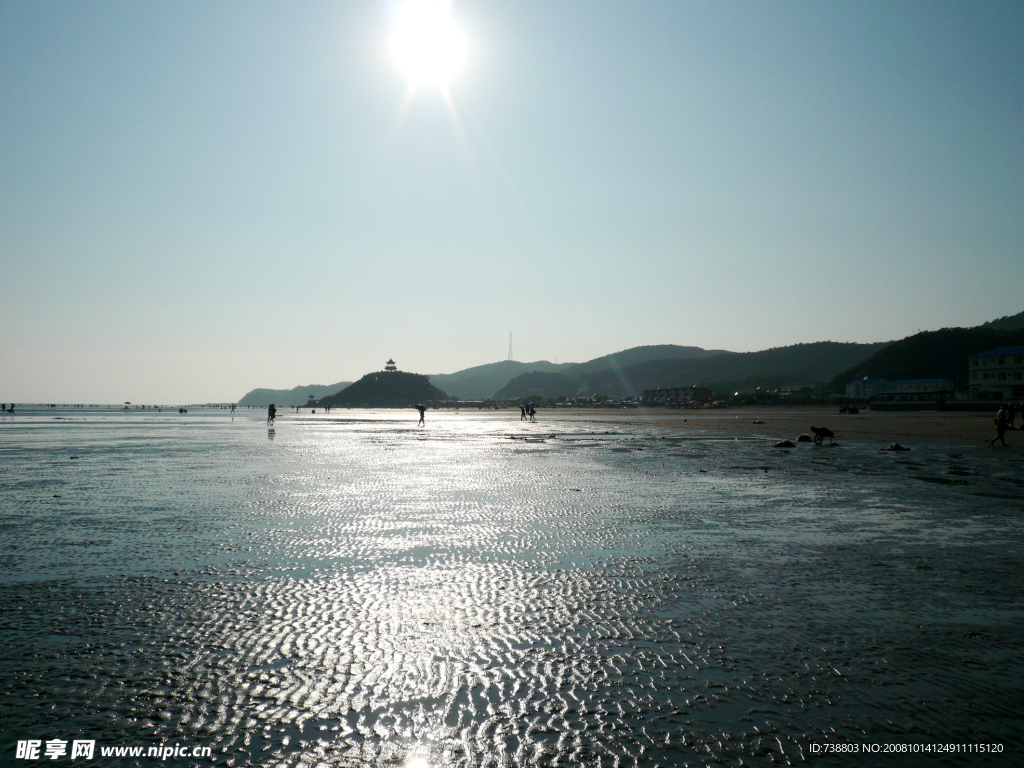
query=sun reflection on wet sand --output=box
[1,408,1022,765]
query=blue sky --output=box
[2,1,1021,403]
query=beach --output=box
[525,406,1010,448]
[1,407,1021,766]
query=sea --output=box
[1,406,1021,767]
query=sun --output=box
[392,0,468,89]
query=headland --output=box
[318,369,448,409]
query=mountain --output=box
[979,310,1024,331]
[428,360,568,400]
[490,371,577,400]
[238,382,352,407]
[318,371,448,408]
[239,310,1023,404]
[427,346,732,400]
[562,344,732,376]
[493,341,888,399]
[828,326,1024,392]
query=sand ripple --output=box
[1,411,1022,766]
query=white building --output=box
[846,377,955,399]
[641,386,714,404]
[968,346,1024,400]
[845,377,889,399]
[886,379,955,395]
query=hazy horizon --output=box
[3,1,1022,403]
[0,324,1007,406]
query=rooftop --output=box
[968,346,1024,357]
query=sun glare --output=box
[392,0,468,89]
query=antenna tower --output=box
[507,332,513,362]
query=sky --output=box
[2,0,1022,403]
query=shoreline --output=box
[541,406,1013,448]
[3,404,1016,450]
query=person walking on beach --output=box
[416,405,426,426]
[528,405,536,422]
[520,405,527,421]
[267,403,276,426]
[991,405,1009,447]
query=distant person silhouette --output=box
[520,405,527,421]
[528,405,536,422]
[991,405,1009,446]
[267,404,276,426]
[416,405,426,426]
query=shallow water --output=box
[1,408,1022,766]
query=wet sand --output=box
[3,408,1022,766]
[538,406,1010,448]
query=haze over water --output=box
[1,408,1021,766]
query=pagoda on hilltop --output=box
[319,363,449,408]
